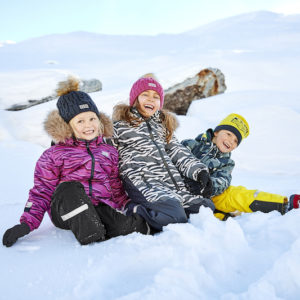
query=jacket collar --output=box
[62,135,104,147]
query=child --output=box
[2,77,148,247]
[112,77,215,231]
[181,113,300,220]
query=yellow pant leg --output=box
[212,186,287,220]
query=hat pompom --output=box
[141,73,159,81]
[56,76,80,97]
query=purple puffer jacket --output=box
[20,110,129,231]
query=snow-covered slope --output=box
[1,11,299,94]
[0,11,300,300]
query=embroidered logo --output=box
[231,117,249,136]
[101,151,110,158]
[79,104,89,109]
[148,83,156,88]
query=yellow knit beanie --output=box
[214,113,249,145]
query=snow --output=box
[0,11,300,300]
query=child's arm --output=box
[107,147,129,209]
[210,160,235,196]
[181,133,234,197]
[165,135,209,181]
[20,149,60,231]
[3,149,60,247]
[181,138,199,152]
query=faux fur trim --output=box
[112,104,132,123]
[112,103,179,133]
[162,108,179,133]
[99,112,113,137]
[44,110,113,143]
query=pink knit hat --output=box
[129,77,164,109]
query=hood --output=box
[44,110,113,143]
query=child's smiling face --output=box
[212,129,238,153]
[136,90,161,118]
[69,111,101,140]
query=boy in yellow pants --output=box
[182,113,300,220]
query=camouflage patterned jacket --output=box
[181,129,235,196]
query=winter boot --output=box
[288,194,300,211]
[95,202,150,239]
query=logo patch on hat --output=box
[148,83,157,87]
[79,104,89,109]
[231,117,249,136]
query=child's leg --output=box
[95,202,150,238]
[122,176,188,231]
[212,186,288,220]
[126,199,188,231]
[51,181,106,245]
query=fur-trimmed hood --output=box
[44,110,113,143]
[112,104,179,140]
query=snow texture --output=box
[0,11,300,300]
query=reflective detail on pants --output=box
[253,190,260,198]
[229,210,242,217]
[133,205,140,213]
[145,222,151,235]
[61,204,89,221]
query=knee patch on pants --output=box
[51,181,106,245]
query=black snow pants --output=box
[51,181,149,245]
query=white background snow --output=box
[0,11,300,300]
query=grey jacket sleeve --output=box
[165,135,209,181]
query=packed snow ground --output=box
[0,11,300,300]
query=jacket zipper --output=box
[145,119,180,191]
[86,141,95,197]
[200,144,216,162]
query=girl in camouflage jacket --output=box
[112,77,214,231]
[182,113,300,220]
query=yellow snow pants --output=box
[212,186,288,221]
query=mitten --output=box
[202,177,213,199]
[2,223,30,247]
[196,169,210,190]
[183,177,202,195]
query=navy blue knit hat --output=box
[56,77,100,123]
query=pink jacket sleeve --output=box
[20,148,60,231]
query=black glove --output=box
[196,170,210,190]
[2,223,30,247]
[183,177,202,195]
[202,177,213,198]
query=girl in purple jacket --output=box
[2,77,148,247]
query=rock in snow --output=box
[6,78,102,111]
[164,68,226,115]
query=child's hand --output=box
[196,170,210,189]
[2,223,30,247]
[202,178,213,199]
